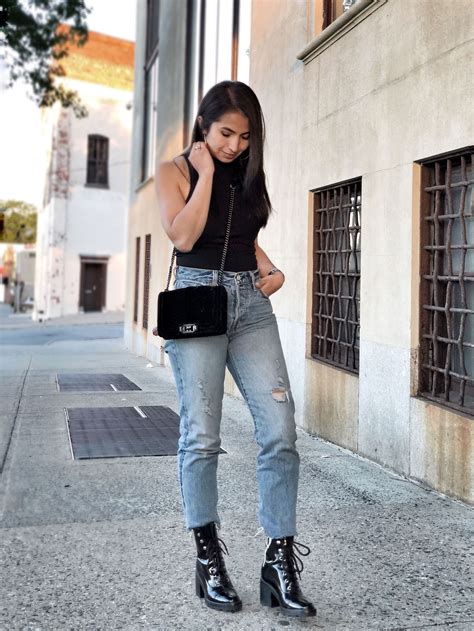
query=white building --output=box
[34,30,134,319]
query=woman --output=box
[154,80,316,619]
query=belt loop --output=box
[212,269,218,286]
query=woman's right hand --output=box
[188,141,214,176]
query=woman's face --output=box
[201,110,250,163]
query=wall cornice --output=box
[297,0,388,64]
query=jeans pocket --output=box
[256,287,270,300]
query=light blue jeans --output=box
[164,265,299,539]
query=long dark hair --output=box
[183,80,273,227]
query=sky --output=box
[85,0,136,41]
[0,0,137,206]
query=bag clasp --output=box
[179,323,198,334]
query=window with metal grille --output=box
[133,237,140,323]
[86,135,109,187]
[311,179,361,373]
[142,0,159,182]
[418,148,474,415]
[142,234,151,330]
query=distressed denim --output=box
[163,265,299,539]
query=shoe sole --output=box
[260,578,316,618]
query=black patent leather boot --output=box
[260,536,316,618]
[193,522,242,613]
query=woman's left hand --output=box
[255,271,285,297]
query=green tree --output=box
[1,0,90,117]
[0,200,37,244]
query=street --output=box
[0,313,472,630]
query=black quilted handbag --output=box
[157,184,236,340]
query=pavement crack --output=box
[0,355,32,475]
[385,620,474,630]
[0,354,33,523]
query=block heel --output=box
[260,580,279,608]
[195,573,204,598]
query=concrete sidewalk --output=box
[0,302,125,329]
[0,332,472,630]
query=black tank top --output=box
[175,153,262,272]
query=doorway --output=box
[79,257,108,312]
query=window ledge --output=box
[84,183,109,190]
[306,353,359,379]
[297,0,387,64]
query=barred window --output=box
[143,234,151,330]
[86,135,109,187]
[419,148,474,415]
[311,179,361,373]
[133,237,140,323]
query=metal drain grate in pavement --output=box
[64,405,226,460]
[66,406,179,458]
[65,405,225,459]
[57,373,141,392]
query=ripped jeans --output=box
[163,265,300,538]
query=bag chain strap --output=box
[165,184,236,291]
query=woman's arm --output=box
[254,237,285,297]
[155,144,214,253]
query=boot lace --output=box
[207,536,230,580]
[278,540,311,590]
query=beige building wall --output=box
[250,0,473,502]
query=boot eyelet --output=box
[199,539,204,543]
[203,545,207,550]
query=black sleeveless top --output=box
[175,153,262,272]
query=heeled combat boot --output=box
[193,522,242,612]
[260,536,316,618]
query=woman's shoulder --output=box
[158,155,191,187]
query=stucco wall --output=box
[250,0,473,501]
